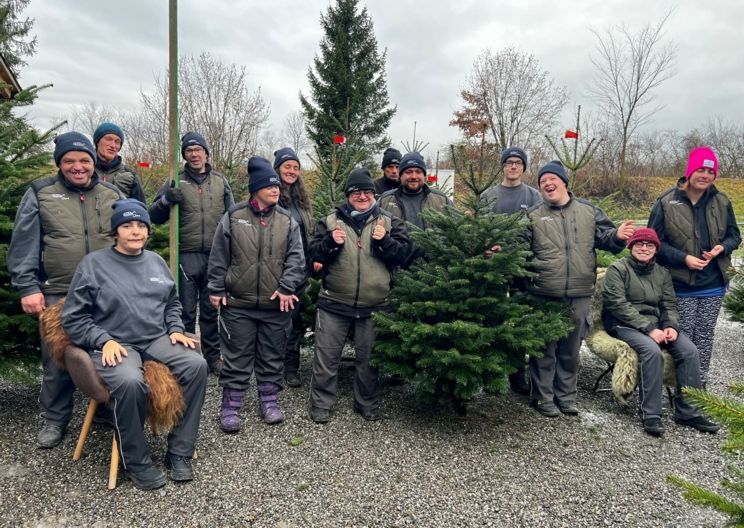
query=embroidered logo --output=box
[123,211,140,218]
[703,159,715,169]
[179,180,191,185]
[150,277,166,284]
[72,142,87,148]
[540,216,554,222]
[269,176,280,184]
[388,201,400,208]
[238,219,252,226]
[51,193,69,200]
[669,200,684,205]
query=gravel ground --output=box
[1,317,742,527]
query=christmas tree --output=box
[724,269,744,323]
[371,142,573,412]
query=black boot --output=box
[509,367,530,396]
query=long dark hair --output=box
[279,175,312,212]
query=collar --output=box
[96,156,122,172]
[628,254,655,273]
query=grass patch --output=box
[0,352,40,386]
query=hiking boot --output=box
[509,368,530,396]
[220,388,245,433]
[257,382,284,424]
[355,406,381,421]
[37,424,65,449]
[164,452,194,482]
[124,464,167,490]
[531,400,560,418]
[675,415,720,434]
[556,400,579,415]
[643,417,665,436]
[208,359,223,376]
[310,406,331,423]
[285,371,302,388]
[93,405,115,427]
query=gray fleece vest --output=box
[379,188,448,230]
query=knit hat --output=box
[93,122,124,146]
[537,160,568,187]
[273,147,301,171]
[111,199,151,232]
[398,152,427,176]
[500,147,528,171]
[344,168,375,195]
[248,156,281,193]
[686,147,718,180]
[53,132,97,167]
[626,227,660,249]
[381,147,402,169]
[181,131,210,158]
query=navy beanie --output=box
[111,199,151,232]
[537,160,569,187]
[398,152,427,176]
[54,132,97,167]
[500,147,528,171]
[181,131,210,158]
[248,156,281,193]
[273,147,301,171]
[344,168,375,195]
[381,147,402,169]
[93,122,124,146]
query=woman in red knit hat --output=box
[601,227,718,436]
[647,147,741,388]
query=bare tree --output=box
[451,47,570,154]
[585,11,678,193]
[67,100,117,138]
[280,111,310,158]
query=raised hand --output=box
[332,225,346,245]
[372,219,386,241]
[616,220,635,241]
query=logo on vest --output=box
[238,219,252,226]
[51,193,70,200]
[540,216,554,222]
[388,201,400,208]
[669,200,684,206]
[150,277,166,284]
[179,180,191,185]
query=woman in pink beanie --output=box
[647,147,741,388]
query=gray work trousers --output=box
[615,327,701,421]
[179,252,220,364]
[218,305,289,390]
[530,296,591,404]
[92,335,208,472]
[39,293,74,428]
[283,282,308,375]
[309,309,380,413]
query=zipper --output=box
[199,185,205,252]
[572,212,578,242]
[95,195,102,232]
[80,193,90,254]
[354,233,362,308]
[256,216,263,309]
[269,222,274,257]
[560,208,570,297]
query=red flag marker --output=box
[564,130,579,139]
[427,175,438,182]
[333,135,345,144]
[137,162,152,168]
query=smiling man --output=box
[93,122,146,203]
[148,131,235,376]
[379,151,453,268]
[520,160,634,418]
[7,131,122,449]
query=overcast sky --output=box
[18,0,744,162]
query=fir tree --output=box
[299,0,395,164]
[724,269,744,323]
[371,142,573,412]
[668,383,744,525]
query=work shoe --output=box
[643,417,665,436]
[355,406,381,421]
[310,406,331,423]
[164,453,194,482]
[93,405,115,427]
[509,369,531,396]
[675,415,720,434]
[556,400,579,415]
[37,424,65,449]
[257,382,284,424]
[220,388,245,433]
[208,359,223,376]
[531,400,560,418]
[285,371,302,388]
[124,464,167,490]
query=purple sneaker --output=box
[257,383,284,424]
[220,388,245,432]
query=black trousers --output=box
[179,251,220,364]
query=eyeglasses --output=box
[349,190,374,198]
[504,160,523,167]
[184,147,205,155]
[633,241,656,249]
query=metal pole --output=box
[168,0,179,283]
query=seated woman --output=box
[601,228,719,436]
[62,198,208,490]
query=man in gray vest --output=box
[520,160,634,417]
[93,122,146,203]
[148,132,235,376]
[483,147,541,396]
[379,151,453,268]
[8,131,122,448]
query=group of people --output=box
[6,121,740,490]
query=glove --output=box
[163,180,183,205]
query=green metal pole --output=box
[168,0,179,284]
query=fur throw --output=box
[39,298,73,370]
